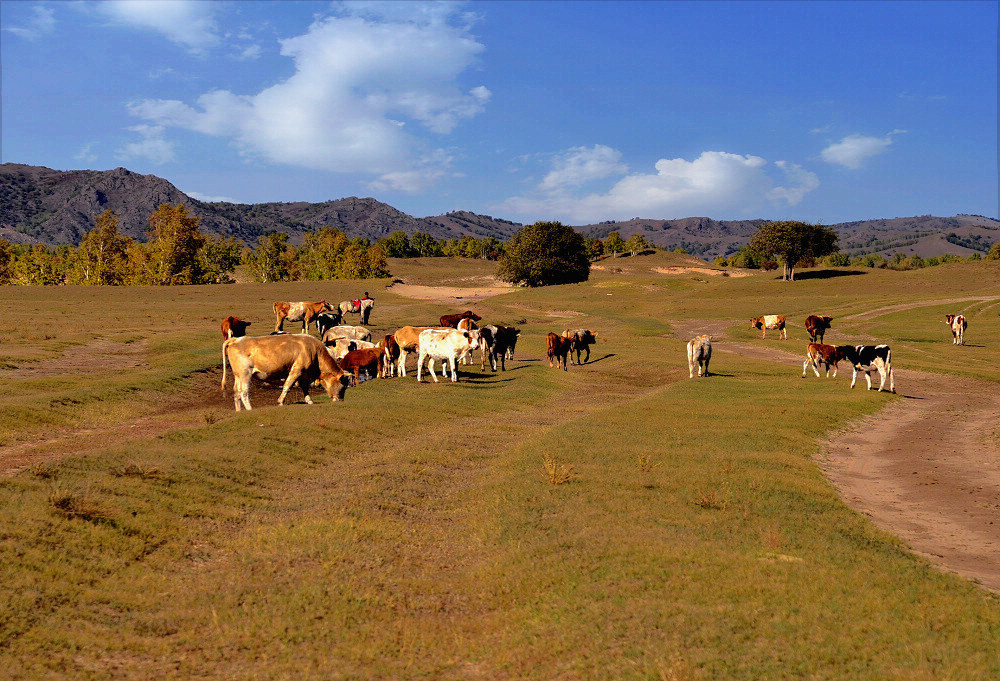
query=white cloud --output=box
[95,0,220,53]
[74,142,99,164]
[116,125,175,165]
[820,130,905,169]
[539,145,629,192]
[498,149,820,223]
[128,4,488,192]
[2,5,56,41]
[237,44,262,61]
[184,190,238,203]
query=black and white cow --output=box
[481,325,521,371]
[314,311,344,338]
[838,344,895,393]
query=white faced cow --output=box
[838,344,895,393]
[416,328,480,383]
[945,314,967,345]
[222,334,351,410]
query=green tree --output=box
[604,231,625,257]
[144,204,206,285]
[584,238,604,260]
[497,221,590,287]
[411,231,443,257]
[378,231,413,258]
[0,239,15,284]
[13,244,65,285]
[68,209,133,285]
[199,235,241,284]
[244,232,291,283]
[624,233,651,256]
[986,243,1000,260]
[297,227,350,280]
[748,221,839,281]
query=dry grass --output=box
[542,452,574,485]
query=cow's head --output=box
[821,316,833,326]
[749,317,763,329]
[321,300,335,311]
[319,368,352,402]
[945,314,956,325]
[463,311,482,322]
[233,319,251,336]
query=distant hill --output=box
[2,163,997,258]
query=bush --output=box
[497,221,590,287]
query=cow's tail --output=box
[221,338,233,393]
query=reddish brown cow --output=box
[802,342,846,378]
[340,347,384,386]
[380,335,400,378]
[273,300,335,334]
[221,316,251,339]
[546,332,574,370]
[439,310,482,328]
[805,315,833,343]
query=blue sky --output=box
[2,0,996,225]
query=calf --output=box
[439,310,482,328]
[945,314,967,345]
[416,328,480,382]
[687,335,712,378]
[314,311,344,337]
[220,316,251,339]
[564,329,598,364]
[340,347,384,386]
[273,300,335,334]
[802,342,845,378]
[546,332,574,370]
[381,334,400,378]
[749,315,787,340]
[839,344,895,393]
[805,315,833,343]
[222,334,351,410]
[482,325,521,371]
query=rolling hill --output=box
[2,163,997,258]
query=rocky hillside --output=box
[2,163,996,258]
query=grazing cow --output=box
[416,328,480,382]
[687,335,712,378]
[325,338,376,361]
[340,296,375,325]
[805,315,833,344]
[393,326,437,377]
[546,332,574,370]
[221,334,351,411]
[314,311,344,337]
[564,329,598,364]
[380,335,400,378]
[321,325,372,344]
[340,347,384,386]
[220,316,251,339]
[802,342,845,378]
[945,314,967,345]
[749,315,787,340]
[481,325,521,371]
[838,344,895,393]
[273,300,335,334]
[439,310,482,328]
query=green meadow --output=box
[1,252,999,680]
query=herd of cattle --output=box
[219,298,598,410]
[219,296,970,410]
[688,312,970,394]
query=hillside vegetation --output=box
[1,252,999,679]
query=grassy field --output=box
[1,253,999,680]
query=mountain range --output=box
[2,163,998,259]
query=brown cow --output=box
[273,300,335,334]
[439,310,482,328]
[340,347,384,386]
[222,334,351,410]
[563,328,598,364]
[546,332,574,370]
[945,314,967,345]
[380,335,401,378]
[749,315,787,340]
[805,315,833,343]
[221,316,251,339]
[393,326,437,377]
[802,342,846,378]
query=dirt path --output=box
[672,318,1000,593]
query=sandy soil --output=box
[386,282,514,304]
[672,317,1000,593]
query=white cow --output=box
[416,328,481,383]
[321,325,371,344]
[687,335,712,378]
[945,314,967,345]
[325,338,377,361]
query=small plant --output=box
[637,453,660,474]
[542,453,573,485]
[48,486,113,523]
[110,462,162,480]
[694,489,728,511]
[203,410,221,425]
[30,462,58,479]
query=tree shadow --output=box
[790,269,867,280]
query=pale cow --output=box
[325,338,377,361]
[416,328,480,383]
[393,326,436,377]
[321,325,372,344]
[687,335,712,378]
[273,300,335,334]
[749,315,787,340]
[222,334,351,410]
[945,314,967,345]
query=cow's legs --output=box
[428,358,439,382]
[279,365,304,404]
[702,357,709,377]
[449,356,457,382]
[850,368,858,389]
[864,370,874,390]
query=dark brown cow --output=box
[439,310,482,328]
[563,329,598,364]
[546,332,573,370]
[340,347,384,386]
[802,342,846,378]
[805,315,833,343]
[381,335,400,378]
[221,316,251,339]
[273,300,335,334]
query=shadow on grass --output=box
[577,353,616,365]
[785,269,868,280]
